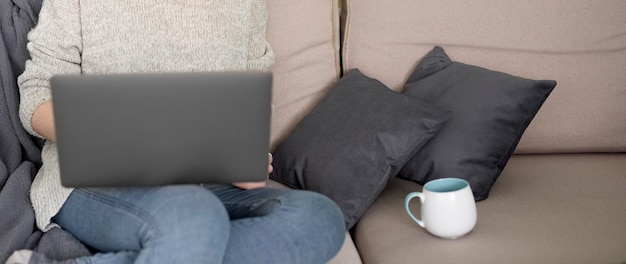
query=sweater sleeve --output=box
[18,0,82,138]
[247,0,275,71]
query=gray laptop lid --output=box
[51,71,272,187]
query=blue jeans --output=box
[53,184,346,264]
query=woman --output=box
[7,1,345,263]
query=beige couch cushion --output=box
[354,154,626,264]
[267,0,341,150]
[341,0,626,153]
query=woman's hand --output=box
[232,181,266,190]
[232,153,273,190]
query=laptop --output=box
[50,71,272,188]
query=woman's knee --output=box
[149,185,230,234]
[138,185,231,261]
[280,190,346,259]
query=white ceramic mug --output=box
[404,178,477,239]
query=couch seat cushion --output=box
[354,154,626,264]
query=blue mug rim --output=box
[424,178,469,193]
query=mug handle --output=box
[404,192,425,228]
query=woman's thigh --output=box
[54,185,231,263]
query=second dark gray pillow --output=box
[399,46,556,201]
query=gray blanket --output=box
[1,0,90,261]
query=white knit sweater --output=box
[18,0,274,231]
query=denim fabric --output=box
[53,184,345,264]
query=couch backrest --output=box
[341,0,626,154]
[266,0,341,150]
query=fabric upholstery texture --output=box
[398,46,556,201]
[341,0,626,153]
[267,0,341,150]
[341,1,626,263]
[270,69,450,229]
[355,154,626,264]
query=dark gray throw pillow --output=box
[398,46,556,201]
[270,69,450,229]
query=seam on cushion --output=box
[340,0,351,75]
[331,0,342,79]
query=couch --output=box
[1,0,624,263]
[266,0,626,263]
